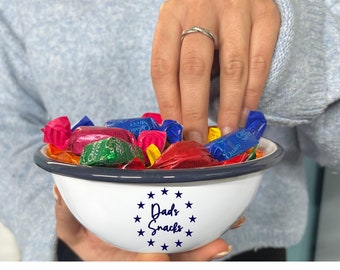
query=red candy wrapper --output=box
[68,126,137,155]
[136,130,167,166]
[151,141,218,169]
[141,112,163,125]
[41,116,72,150]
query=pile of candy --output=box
[41,111,267,169]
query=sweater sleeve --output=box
[263,0,340,168]
[259,0,329,125]
[296,3,340,169]
[0,3,56,260]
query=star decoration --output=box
[175,191,183,198]
[137,229,145,236]
[134,188,197,251]
[147,239,155,246]
[134,215,141,223]
[137,201,145,209]
[161,188,169,195]
[147,191,155,199]
[175,240,183,247]
[161,243,169,251]
[185,230,193,237]
[189,215,197,223]
[185,201,193,208]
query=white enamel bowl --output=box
[34,137,284,253]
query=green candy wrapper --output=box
[80,137,144,166]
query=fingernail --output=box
[53,184,61,206]
[231,216,246,229]
[186,131,204,144]
[213,245,233,259]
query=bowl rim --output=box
[34,137,284,183]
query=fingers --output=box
[152,0,281,142]
[241,1,281,126]
[218,0,280,132]
[179,29,215,143]
[151,1,182,124]
[218,2,251,134]
[152,1,217,144]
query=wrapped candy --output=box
[41,116,72,150]
[41,110,267,170]
[80,137,144,166]
[205,129,259,162]
[68,126,136,155]
[244,110,267,140]
[46,143,80,164]
[104,117,160,138]
[145,144,162,167]
[207,126,221,143]
[151,141,218,169]
[71,115,95,131]
[159,119,183,144]
[205,111,266,162]
[136,130,167,166]
[141,112,163,125]
[105,115,183,145]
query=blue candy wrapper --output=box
[205,129,258,162]
[159,119,183,144]
[244,111,267,140]
[205,110,266,161]
[104,117,160,138]
[71,115,95,131]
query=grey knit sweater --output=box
[0,0,339,261]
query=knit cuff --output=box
[260,0,327,126]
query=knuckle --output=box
[246,86,262,100]
[157,97,178,112]
[219,108,240,120]
[221,59,246,80]
[249,55,268,74]
[181,52,208,78]
[151,57,173,81]
[184,109,205,123]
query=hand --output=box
[53,185,232,261]
[151,0,280,144]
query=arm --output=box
[258,0,329,125]
[262,0,340,168]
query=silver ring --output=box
[181,26,217,46]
